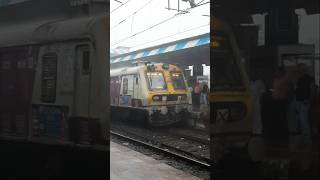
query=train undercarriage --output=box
[110,105,191,126]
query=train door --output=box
[133,75,139,98]
[0,57,16,134]
[110,76,121,105]
[74,45,91,117]
[0,47,35,136]
[131,74,141,107]
[15,54,35,136]
[119,75,134,106]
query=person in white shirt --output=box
[250,78,266,135]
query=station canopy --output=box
[110,33,210,64]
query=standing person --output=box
[193,82,201,109]
[250,77,266,135]
[200,84,209,130]
[295,64,315,144]
[272,67,290,144]
[200,84,209,106]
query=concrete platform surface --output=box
[110,141,201,180]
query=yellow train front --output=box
[210,17,254,163]
[110,63,192,126]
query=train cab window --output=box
[41,53,57,103]
[122,78,128,94]
[146,72,167,90]
[170,72,186,90]
[82,50,90,75]
[212,31,243,90]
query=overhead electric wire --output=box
[113,0,123,4]
[111,0,132,14]
[111,14,179,47]
[111,0,210,47]
[196,0,207,6]
[196,0,210,7]
[111,0,155,30]
[130,23,209,50]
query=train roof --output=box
[0,14,107,48]
[110,63,183,77]
[110,65,144,77]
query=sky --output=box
[111,1,318,55]
[110,0,210,52]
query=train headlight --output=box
[162,96,167,101]
[152,95,161,101]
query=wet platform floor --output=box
[110,141,201,180]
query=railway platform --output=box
[110,141,201,180]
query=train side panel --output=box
[31,42,83,141]
[0,15,109,146]
[0,46,37,137]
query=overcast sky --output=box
[110,0,210,51]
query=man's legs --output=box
[297,100,311,144]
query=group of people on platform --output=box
[191,82,209,109]
[251,63,319,145]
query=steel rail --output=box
[110,130,211,170]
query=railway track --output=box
[111,122,209,157]
[110,130,211,170]
[166,128,210,145]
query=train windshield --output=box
[212,31,244,90]
[146,72,167,90]
[170,72,186,90]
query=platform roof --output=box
[110,33,210,64]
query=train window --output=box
[122,78,128,94]
[41,53,57,103]
[82,50,90,75]
[146,72,167,90]
[212,31,243,90]
[170,72,186,90]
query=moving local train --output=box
[0,14,109,146]
[110,62,192,126]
